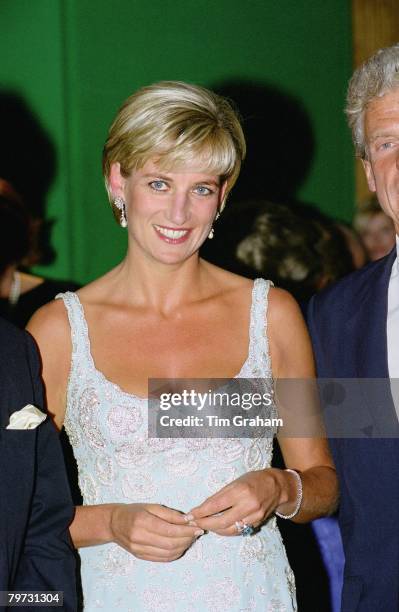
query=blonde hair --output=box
[103,81,246,219]
[346,43,399,159]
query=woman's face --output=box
[360,211,396,261]
[112,158,226,266]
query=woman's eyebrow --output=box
[141,174,220,186]
[141,173,172,180]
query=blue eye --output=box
[150,180,167,191]
[194,185,212,195]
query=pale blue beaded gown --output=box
[57,279,297,612]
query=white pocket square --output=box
[6,404,47,430]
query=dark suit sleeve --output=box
[12,334,77,611]
[26,331,45,409]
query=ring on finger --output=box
[235,520,255,536]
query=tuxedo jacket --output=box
[0,318,76,610]
[308,249,399,612]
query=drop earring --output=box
[208,211,220,240]
[114,196,127,228]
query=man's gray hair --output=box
[346,43,399,159]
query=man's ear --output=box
[108,162,126,198]
[361,158,376,192]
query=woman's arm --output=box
[268,288,338,522]
[190,289,338,532]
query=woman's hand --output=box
[188,468,292,536]
[109,503,204,561]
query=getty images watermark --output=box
[148,378,399,439]
[158,387,282,429]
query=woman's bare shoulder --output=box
[267,286,304,325]
[267,287,314,377]
[27,295,75,370]
[27,297,70,339]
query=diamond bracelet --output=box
[275,469,303,520]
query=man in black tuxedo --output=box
[308,44,399,612]
[0,317,76,610]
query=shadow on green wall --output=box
[211,79,315,203]
[0,90,57,266]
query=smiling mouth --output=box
[153,224,191,242]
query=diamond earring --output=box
[208,211,221,240]
[114,196,127,228]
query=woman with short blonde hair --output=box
[29,81,337,611]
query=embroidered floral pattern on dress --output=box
[107,403,143,439]
[209,438,245,462]
[78,388,105,450]
[121,471,157,500]
[114,441,149,468]
[95,454,113,486]
[56,280,297,612]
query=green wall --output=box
[0,0,353,283]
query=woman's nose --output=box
[165,193,190,226]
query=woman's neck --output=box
[114,250,212,314]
